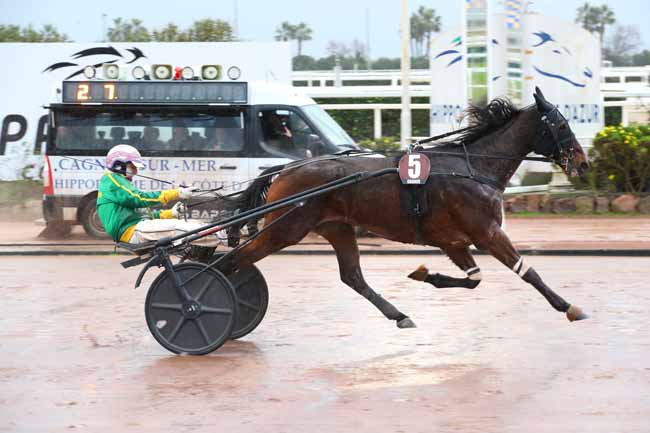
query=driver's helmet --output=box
[106,144,145,174]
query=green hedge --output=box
[573,125,650,193]
[318,97,431,142]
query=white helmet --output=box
[106,144,145,174]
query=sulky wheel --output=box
[145,262,238,355]
[227,263,269,340]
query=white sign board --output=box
[0,42,291,181]
[429,30,468,136]
[430,10,601,156]
[519,14,602,144]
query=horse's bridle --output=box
[535,106,577,173]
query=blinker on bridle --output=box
[536,106,576,172]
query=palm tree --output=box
[274,21,312,56]
[274,21,295,42]
[575,3,615,46]
[410,6,441,58]
[293,22,313,56]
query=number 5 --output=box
[407,154,421,179]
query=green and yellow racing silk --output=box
[96,172,179,241]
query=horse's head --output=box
[532,87,589,177]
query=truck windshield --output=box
[50,107,244,154]
[302,105,355,147]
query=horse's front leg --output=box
[408,246,482,289]
[475,224,588,322]
[316,222,416,329]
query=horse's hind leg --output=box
[316,222,416,329]
[477,224,588,322]
[408,246,481,289]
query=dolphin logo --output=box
[42,45,147,79]
[530,31,593,88]
[433,36,464,68]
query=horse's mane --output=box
[452,98,521,145]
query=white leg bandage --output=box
[512,257,530,277]
[466,266,482,281]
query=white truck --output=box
[44,61,358,237]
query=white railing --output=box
[293,66,650,100]
[297,66,650,136]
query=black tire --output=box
[80,198,108,238]
[145,263,238,355]
[227,264,269,340]
[201,253,269,340]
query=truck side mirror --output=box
[307,134,324,156]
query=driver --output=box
[97,144,224,246]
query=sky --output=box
[1,0,649,58]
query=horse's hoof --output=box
[396,317,417,328]
[407,265,429,281]
[566,305,589,322]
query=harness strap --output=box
[412,126,473,146]
[460,142,475,178]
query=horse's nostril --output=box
[580,162,590,171]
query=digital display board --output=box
[61,81,248,104]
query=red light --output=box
[174,66,182,80]
[43,155,54,196]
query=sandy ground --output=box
[2,216,650,251]
[1,255,649,433]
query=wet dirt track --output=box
[1,255,649,433]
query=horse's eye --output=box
[559,123,567,130]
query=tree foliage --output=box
[185,19,234,42]
[410,6,441,58]
[107,17,234,42]
[603,24,642,66]
[631,50,650,67]
[0,24,69,42]
[574,2,616,45]
[107,18,151,42]
[152,23,188,42]
[274,21,312,55]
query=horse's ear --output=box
[533,92,545,112]
[534,87,551,112]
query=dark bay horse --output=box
[221,88,590,328]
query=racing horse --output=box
[220,87,590,328]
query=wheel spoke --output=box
[167,317,186,342]
[151,302,182,311]
[193,273,217,302]
[232,272,256,289]
[238,299,260,312]
[201,306,233,315]
[195,318,211,344]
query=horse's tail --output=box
[226,163,286,246]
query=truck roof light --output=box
[83,65,96,79]
[227,66,241,80]
[201,65,221,80]
[152,64,173,80]
[103,64,120,80]
[181,66,194,80]
[132,66,146,80]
